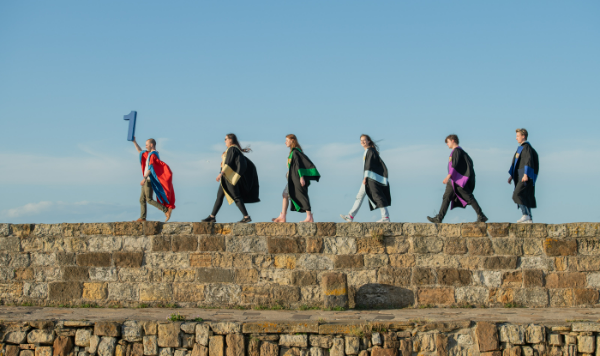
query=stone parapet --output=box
[1,222,600,308]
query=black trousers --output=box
[438,182,484,219]
[211,186,248,217]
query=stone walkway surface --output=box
[2,307,600,324]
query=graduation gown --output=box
[140,151,176,209]
[509,142,539,208]
[448,146,476,210]
[220,146,260,204]
[364,148,391,210]
[287,148,320,212]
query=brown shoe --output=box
[136,218,146,222]
[165,208,173,222]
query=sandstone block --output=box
[259,342,278,356]
[95,322,121,337]
[444,238,467,254]
[568,223,600,237]
[371,348,396,356]
[173,283,204,302]
[267,237,303,254]
[578,335,595,353]
[468,238,493,255]
[197,237,225,252]
[526,325,545,344]
[476,322,499,352]
[364,254,388,268]
[225,334,244,356]
[191,345,208,356]
[544,239,577,256]
[461,223,487,237]
[122,321,143,343]
[324,237,357,254]
[309,335,332,349]
[436,334,448,356]
[98,337,116,356]
[310,348,323,356]
[204,284,241,304]
[0,223,11,236]
[89,335,101,354]
[546,272,586,288]
[5,345,20,356]
[143,336,158,356]
[231,223,255,236]
[158,348,172,356]
[172,236,197,252]
[195,324,212,346]
[574,288,599,305]
[114,252,144,268]
[492,238,523,255]
[355,284,414,309]
[499,325,525,345]
[510,224,547,238]
[48,282,82,301]
[575,256,600,271]
[321,272,348,309]
[0,237,19,252]
[75,329,93,347]
[313,222,334,236]
[484,256,517,270]
[145,253,189,268]
[279,335,308,348]
[89,267,117,282]
[255,223,296,236]
[208,336,224,356]
[192,223,213,235]
[82,282,107,300]
[140,283,172,301]
[417,287,454,305]
[53,336,72,356]
[22,350,35,356]
[5,331,29,344]
[190,254,211,267]
[34,347,52,356]
[297,255,333,270]
[522,270,544,287]
[162,223,193,235]
[523,239,543,255]
[412,236,443,254]
[76,253,112,267]
[345,337,360,355]
[152,236,171,252]
[114,222,143,236]
[196,268,234,283]
[108,283,139,301]
[23,283,48,299]
[455,286,488,305]
[334,255,363,269]
[502,271,523,288]
[157,323,180,348]
[438,269,471,286]
[207,322,241,334]
[388,254,415,268]
[225,237,267,253]
[486,223,509,237]
[61,266,89,281]
[12,224,34,238]
[329,338,344,356]
[305,238,323,253]
[291,271,316,286]
[411,268,435,285]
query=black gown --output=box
[363,148,391,210]
[287,148,320,212]
[509,142,539,208]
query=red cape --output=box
[140,151,176,209]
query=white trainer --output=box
[340,214,353,222]
[517,215,532,223]
[377,217,390,223]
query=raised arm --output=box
[133,137,143,153]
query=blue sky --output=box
[1,1,599,224]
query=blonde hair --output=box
[516,128,528,140]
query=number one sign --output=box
[123,111,137,141]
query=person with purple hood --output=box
[427,134,488,223]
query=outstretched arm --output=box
[133,137,143,153]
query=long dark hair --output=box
[226,133,252,153]
[360,134,379,152]
[286,134,302,153]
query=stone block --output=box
[21,350,35,356]
[267,237,303,254]
[437,223,461,237]
[192,345,208,356]
[192,223,213,235]
[82,282,107,300]
[578,335,595,353]
[375,266,410,287]
[316,222,336,236]
[324,237,357,254]
[114,222,143,236]
[417,287,454,305]
[23,283,48,299]
[145,253,189,268]
[76,253,112,267]
[403,223,436,237]
[108,283,139,301]
[98,337,116,356]
[0,237,19,252]
[411,268,435,285]
[225,237,267,253]
[484,256,518,270]
[197,237,225,252]
[48,282,82,301]
[61,266,89,281]
[279,335,308,348]
[444,238,467,254]
[412,236,443,254]
[356,237,385,254]
[291,271,317,286]
[438,269,471,286]
[157,323,180,348]
[195,324,212,346]
[384,237,410,254]
[334,255,363,269]
[204,284,241,305]
[526,325,545,344]
[172,236,198,252]
[345,337,360,355]
[12,224,34,238]
[174,283,205,302]
[574,288,599,305]
[544,239,577,256]
[122,321,143,343]
[75,329,93,347]
[95,322,121,337]
[364,254,389,268]
[231,223,255,236]
[468,238,493,255]
[53,336,72,356]
[568,223,600,237]
[502,271,522,288]
[330,338,344,356]
[273,255,296,269]
[461,223,487,237]
[5,331,29,344]
[523,239,543,255]
[321,272,348,309]
[34,347,52,356]
[511,224,547,238]
[140,284,172,301]
[546,272,586,288]
[549,289,573,307]
[388,254,415,268]
[0,223,11,236]
[208,336,224,356]
[371,347,396,356]
[114,252,144,268]
[144,336,158,356]
[492,238,522,255]
[196,268,234,283]
[455,286,488,305]
[27,330,55,345]
[485,223,509,237]
[225,334,244,356]
[162,223,193,235]
[163,269,196,283]
[255,223,296,236]
[575,256,600,271]
[305,238,323,253]
[297,255,333,270]
[242,322,319,334]
[514,288,549,307]
[259,342,278,356]
[190,254,211,267]
[309,335,332,349]
[523,270,545,287]
[152,236,171,252]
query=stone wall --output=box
[0,318,598,356]
[1,222,600,308]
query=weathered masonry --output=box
[0,318,599,356]
[0,222,599,308]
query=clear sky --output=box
[1,1,599,224]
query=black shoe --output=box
[427,215,442,223]
[476,215,488,223]
[201,216,216,223]
[238,216,252,223]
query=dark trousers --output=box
[211,186,248,217]
[438,182,484,219]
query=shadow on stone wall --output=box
[354,284,415,309]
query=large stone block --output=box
[444,238,467,254]
[190,254,211,267]
[195,324,212,346]
[62,266,89,281]
[114,222,144,236]
[172,236,198,252]
[523,270,544,287]
[279,335,308,348]
[157,323,181,348]
[417,287,454,305]
[108,283,139,301]
[568,223,600,237]
[412,236,443,254]
[204,284,241,305]
[209,336,224,356]
[267,237,303,254]
[324,237,357,254]
[297,255,333,270]
[114,252,144,268]
[403,223,436,237]
[53,335,73,356]
[334,255,363,269]
[145,253,189,268]
[544,239,577,256]
[198,237,225,252]
[225,237,267,253]
[259,342,278,356]
[255,223,296,236]
[143,336,158,356]
[461,223,487,237]
[476,322,499,351]
[546,272,586,288]
[467,238,493,255]
[355,283,414,309]
[192,223,213,235]
[0,237,19,252]
[140,284,172,301]
[231,223,255,236]
[95,322,121,337]
[82,282,107,300]
[574,288,599,305]
[152,236,171,252]
[197,268,234,283]
[76,253,112,267]
[173,283,204,302]
[0,223,11,236]
[377,267,411,286]
[315,222,335,236]
[513,288,549,307]
[162,223,193,235]
[455,286,488,305]
[411,268,435,285]
[27,329,55,345]
[48,282,82,301]
[492,238,523,255]
[225,334,244,356]
[483,256,518,270]
[438,269,471,286]
[510,224,547,238]
[34,347,52,356]
[388,254,415,268]
[321,272,348,309]
[575,256,600,271]
[122,321,143,343]
[12,224,34,238]
[23,283,48,299]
